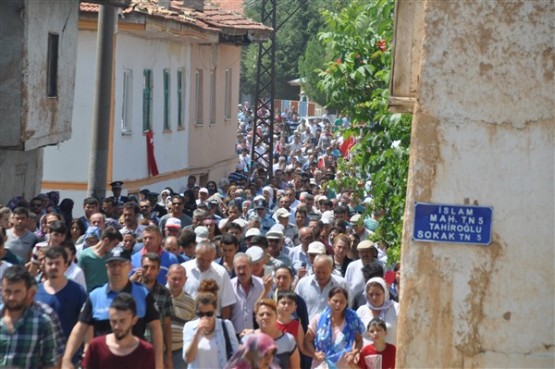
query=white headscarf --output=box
[364,277,393,311]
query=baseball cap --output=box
[245,228,262,238]
[357,240,375,250]
[307,241,326,255]
[105,246,131,263]
[194,226,209,243]
[266,229,284,240]
[246,246,265,263]
[199,187,209,194]
[350,214,362,224]
[254,199,268,210]
[274,208,290,219]
[166,217,181,229]
[84,226,102,241]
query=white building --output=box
[42,0,270,209]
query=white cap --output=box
[274,208,290,219]
[245,228,262,238]
[266,229,284,240]
[321,210,335,225]
[307,241,326,255]
[166,217,181,229]
[246,246,265,262]
[350,214,362,223]
[194,226,209,243]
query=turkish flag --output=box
[339,136,356,159]
[146,130,159,176]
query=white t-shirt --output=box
[196,333,220,369]
[65,262,87,290]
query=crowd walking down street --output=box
[0,105,400,369]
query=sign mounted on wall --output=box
[413,203,493,245]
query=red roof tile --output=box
[80,1,271,36]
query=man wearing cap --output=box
[294,254,348,320]
[273,207,297,241]
[350,213,372,241]
[181,240,236,319]
[61,246,164,369]
[245,245,272,278]
[78,226,123,292]
[159,195,193,238]
[244,227,262,249]
[344,240,379,301]
[251,198,275,235]
[164,218,182,238]
[266,229,292,269]
[131,225,179,285]
[110,181,129,205]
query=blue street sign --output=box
[413,203,493,245]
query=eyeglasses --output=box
[196,311,215,318]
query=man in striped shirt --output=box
[166,264,195,369]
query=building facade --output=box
[42,0,270,207]
[0,0,79,204]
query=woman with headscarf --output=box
[304,287,365,369]
[262,186,275,211]
[224,332,280,369]
[355,277,399,345]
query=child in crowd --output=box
[356,318,396,369]
[275,291,305,352]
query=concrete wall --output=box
[0,0,78,150]
[397,1,555,368]
[188,43,240,180]
[0,149,43,205]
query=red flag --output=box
[339,136,356,159]
[146,131,159,176]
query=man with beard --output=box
[35,246,88,363]
[0,265,63,369]
[82,293,155,369]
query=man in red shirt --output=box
[82,293,155,369]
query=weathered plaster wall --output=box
[398,1,554,368]
[0,149,43,204]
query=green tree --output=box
[317,0,412,263]
[241,0,341,100]
[298,36,329,106]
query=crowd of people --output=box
[0,105,401,369]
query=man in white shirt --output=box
[181,240,235,319]
[294,254,348,320]
[344,240,379,301]
[229,253,265,334]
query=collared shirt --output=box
[182,318,239,369]
[131,248,179,285]
[79,281,159,338]
[294,274,348,320]
[289,244,311,270]
[344,259,366,300]
[0,301,65,369]
[168,290,195,351]
[145,281,173,343]
[182,260,236,315]
[230,276,265,332]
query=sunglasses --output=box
[196,311,215,318]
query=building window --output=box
[224,68,232,120]
[143,69,152,132]
[47,33,59,97]
[195,69,204,125]
[209,68,216,124]
[177,69,184,129]
[121,69,132,134]
[163,68,170,131]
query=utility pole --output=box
[87,4,116,199]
